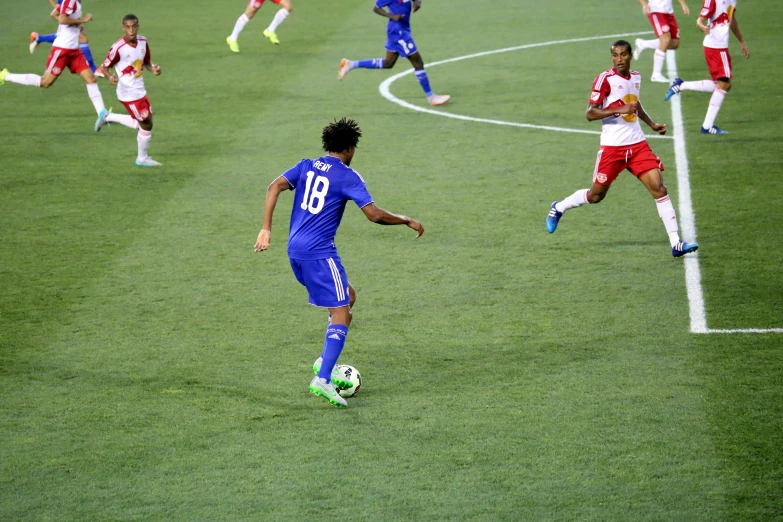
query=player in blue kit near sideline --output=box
[254,118,424,408]
[338,0,450,106]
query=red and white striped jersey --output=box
[103,37,151,102]
[589,68,646,147]
[52,0,82,50]
[700,0,736,49]
[647,0,674,14]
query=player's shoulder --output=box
[593,68,615,86]
[110,36,127,50]
[346,167,366,184]
[138,36,148,43]
[630,70,642,77]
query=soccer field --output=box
[1,0,782,519]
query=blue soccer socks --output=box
[414,69,433,97]
[317,324,349,383]
[355,58,383,69]
[38,33,56,44]
[79,42,97,72]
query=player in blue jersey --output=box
[254,118,424,408]
[338,0,450,106]
[29,0,102,76]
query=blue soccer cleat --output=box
[94,108,108,132]
[665,77,684,101]
[135,157,162,167]
[546,201,563,234]
[700,126,728,135]
[672,240,698,258]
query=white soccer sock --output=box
[267,9,289,33]
[555,188,589,213]
[230,14,250,41]
[639,38,660,51]
[680,80,715,92]
[653,50,666,77]
[137,129,152,160]
[655,195,680,247]
[5,73,41,87]
[86,83,105,113]
[106,113,138,129]
[702,88,727,130]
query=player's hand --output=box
[740,42,750,59]
[618,102,638,115]
[81,13,93,23]
[406,218,424,239]
[151,64,162,75]
[413,0,422,12]
[652,123,667,135]
[642,5,651,16]
[390,14,405,22]
[254,229,271,252]
[682,4,690,16]
[108,74,118,86]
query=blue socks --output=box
[79,42,97,72]
[37,33,56,44]
[317,324,349,382]
[414,69,433,97]
[355,58,383,69]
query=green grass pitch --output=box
[1,0,781,519]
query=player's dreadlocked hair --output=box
[612,39,632,55]
[321,118,362,153]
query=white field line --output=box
[667,51,782,334]
[379,32,672,140]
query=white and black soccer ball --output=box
[336,364,362,398]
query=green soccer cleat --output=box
[312,357,353,390]
[0,68,8,86]
[226,37,239,53]
[263,29,280,45]
[309,377,347,408]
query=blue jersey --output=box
[375,0,412,34]
[282,156,374,260]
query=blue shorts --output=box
[385,30,418,57]
[289,256,350,308]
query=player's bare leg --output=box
[227,5,261,52]
[264,0,292,45]
[408,52,449,106]
[638,168,698,256]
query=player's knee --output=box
[721,80,732,92]
[40,78,54,88]
[587,191,605,204]
[245,7,258,18]
[669,39,680,50]
[383,58,396,69]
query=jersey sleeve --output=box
[589,72,612,106]
[344,173,374,208]
[144,43,151,65]
[374,0,393,8]
[59,0,77,16]
[700,0,716,19]
[103,43,121,69]
[281,160,306,189]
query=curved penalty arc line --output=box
[378,31,672,140]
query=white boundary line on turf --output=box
[666,52,782,334]
[378,32,672,140]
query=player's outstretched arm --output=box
[678,0,690,16]
[361,203,424,238]
[730,16,750,58]
[586,102,637,121]
[144,62,162,75]
[636,101,666,134]
[254,176,292,252]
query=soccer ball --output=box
[336,364,362,398]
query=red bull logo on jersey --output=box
[621,94,638,122]
[120,59,144,78]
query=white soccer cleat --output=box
[338,58,353,81]
[427,94,450,106]
[29,33,39,54]
[650,74,671,83]
[633,39,644,60]
[309,377,347,408]
[135,157,162,167]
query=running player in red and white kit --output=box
[95,14,163,167]
[0,0,106,130]
[665,0,749,135]
[226,0,293,52]
[633,0,690,83]
[546,40,698,258]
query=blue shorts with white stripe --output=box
[289,256,350,308]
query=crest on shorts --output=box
[596,173,608,183]
[52,67,62,75]
[141,109,150,119]
[661,24,670,33]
